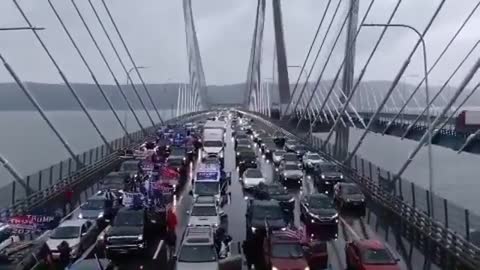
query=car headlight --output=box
[183,157,186,161]
[281,227,287,231]
[304,267,310,270]
[331,213,339,219]
[340,174,344,179]
[213,223,219,227]
[251,227,257,233]
[237,152,240,156]
[98,212,104,218]
[78,213,83,219]
[272,267,279,270]
[288,197,295,202]
[138,235,143,241]
[321,174,326,179]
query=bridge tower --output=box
[334,0,359,160]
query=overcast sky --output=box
[0,0,479,87]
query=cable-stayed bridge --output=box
[1,0,480,269]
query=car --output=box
[293,145,308,158]
[312,162,345,192]
[175,227,219,270]
[272,150,286,166]
[280,153,302,169]
[252,129,266,143]
[278,163,303,186]
[246,200,288,239]
[300,193,338,226]
[118,160,140,178]
[169,146,188,163]
[345,240,401,270]
[260,140,277,160]
[104,207,146,256]
[187,196,224,228]
[236,150,258,175]
[263,229,309,270]
[100,172,126,193]
[78,193,120,223]
[302,152,324,171]
[236,138,253,149]
[334,183,366,210]
[250,183,295,212]
[46,219,97,259]
[167,157,188,176]
[240,168,266,189]
[273,132,286,147]
[284,140,298,152]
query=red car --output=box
[345,239,401,270]
[263,229,310,270]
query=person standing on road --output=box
[165,206,178,259]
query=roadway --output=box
[74,114,429,269]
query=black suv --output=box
[250,183,295,213]
[236,150,258,175]
[312,162,344,192]
[105,207,146,257]
[245,199,288,239]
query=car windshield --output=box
[204,141,223,147]
[362,248,396,265]
[284,155,298,161]
[267,185,287,195]
[308,196,334,209]
[121,162,138,172]
[195,182,219,196]
[285,164,300,170]
[343,185,362,195]
[113,211,144,227]
[81,199,105,210]
[191,206,217,216]
[238,139,250,145]
[100,176,124,190]
[178,245,217,262]
[245,169,262,178]
[168,158,184,166]
[170,148,186,156]
[271,243,304,259]
[307,154,321,160]
[320,164,338,172]
[50,226,80,239]
[240,151,256,158]
[252,205,284,220]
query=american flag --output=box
[268,226,308,243]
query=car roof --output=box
[184,227,214,245]
[355,239,386,250]
[195,196,217,205]
[59,219,88,227]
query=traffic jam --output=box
[0,110,408,270]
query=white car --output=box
[302,152,324,169]
[279,163,304,185]
[240,168,266,189]
[187,198,224,228]
[46,219,96,259]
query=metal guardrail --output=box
[241,110,480,270]
[0,110,210,220]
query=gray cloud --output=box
[0,0,479,88]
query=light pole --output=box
[362,23,434,215]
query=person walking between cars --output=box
[166,206,178,259]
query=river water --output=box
[0,110,478,214]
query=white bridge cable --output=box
[307,0,375,131]
[382,0,480,132]
[296,1,353,129]
[321,0,405,147]
[320,84,343,125]
[332,86,356,127]
[336,84,365,128]
[344,0,447,162]
[400,40,480,137]
[288,0,344,120]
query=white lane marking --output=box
[340,217,361,240]
[153,239,165,260]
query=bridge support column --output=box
[334,0,359,159]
